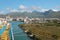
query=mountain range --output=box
[0,9,60,18]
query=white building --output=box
[6,16,12,21]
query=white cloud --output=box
[6,8,10,10]
[18,5,50,12]
[0,11,4,14]
[30,6,41,10]
[52,9,59,12]
[10,9,18,12]
[54,6,60,9]
[26,10,32,13]
[40,9,49,12]
[19,5,26,10]
[6,8,12,11]
[6,8,19,12]
[6,5,60,13]
[30,6,49,12]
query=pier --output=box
[0,20,10,40]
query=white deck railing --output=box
[10,25,14,40]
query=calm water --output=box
[10,21,31,40]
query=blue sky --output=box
[0,0,60,14]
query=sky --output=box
[0,0,60,14]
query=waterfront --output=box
[0,21,31,40]
[10,21,31,40]
[0,20,10,40]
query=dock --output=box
[0,20,10,40]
